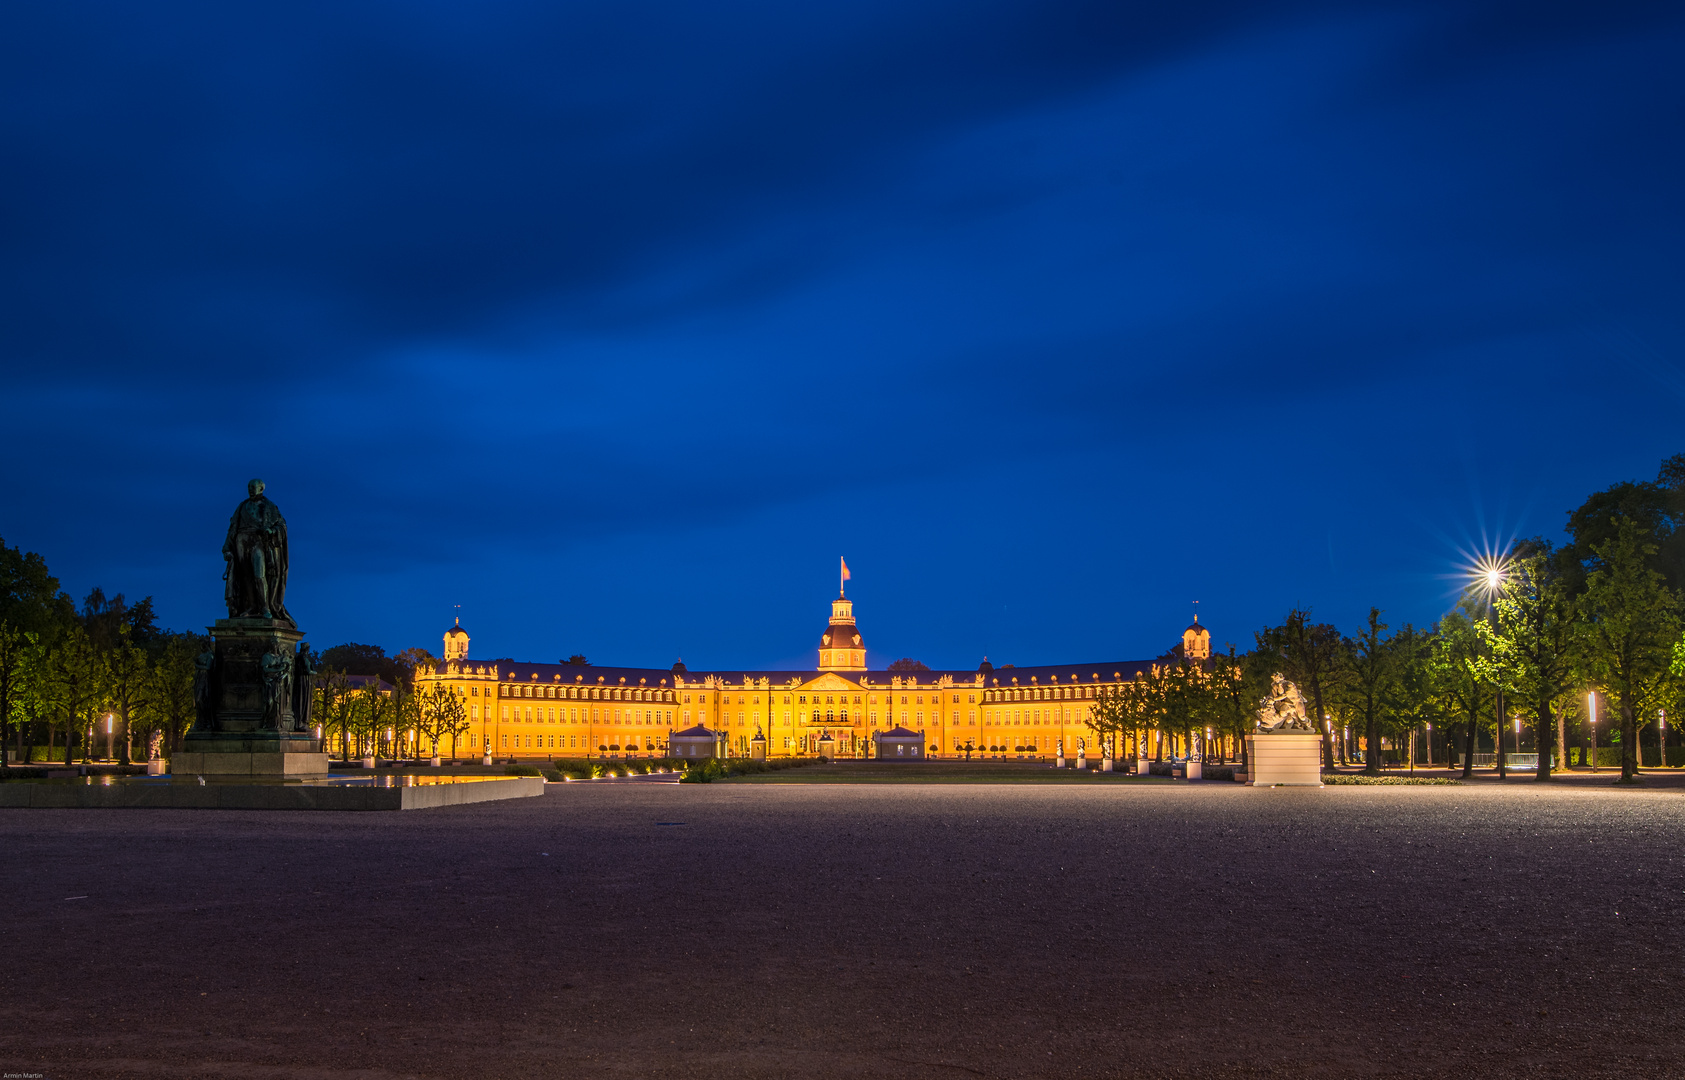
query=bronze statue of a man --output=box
[223,479,292,623]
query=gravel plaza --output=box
[4,770,1684,1079]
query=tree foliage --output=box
[1579,519,1681,781]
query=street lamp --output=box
[1589,691,1598,772]
[1475,557,1509,777]
[105,714,114,762]
[1661,709,1669,770]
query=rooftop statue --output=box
[222,478,292,623]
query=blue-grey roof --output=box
[458,658,1164,686]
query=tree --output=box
[561,654,590,666]
[1337,608,1396,775]
[79,587,161,652]
[1431,612,1491,778]
[319,643,407,687]
[102,625,149,764]
[47,624,102,765]
[0,622,31,768]
[0,536,74,637]
[1476,541,1583,781]
[1388,623,1440,769]
[1579,520,1681,781]
[887,658,930,672]
[349,677,393,760]
[139,635,200,759]
[1207,646,1272,767]
[314,670,356,761]
[417,684,468,762]
[1257,610,1342,769]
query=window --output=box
[501,734,508,747]
[501,706,509,720]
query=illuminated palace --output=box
[415,587,1211,761]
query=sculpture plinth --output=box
[167,480,328,781]
[175,618,327,779]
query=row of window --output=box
[466,704,1092,729]
[986,686,1105,702]
[457,683,995,707]
[499,684,676,702]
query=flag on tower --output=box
[840,556,851,582]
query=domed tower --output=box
[1182,616,1211,660]
[443,617,470,661]
[818,591,866,672]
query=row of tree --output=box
[312,673,473,763]
[1088,453,1685,782]
[0,537,472,766]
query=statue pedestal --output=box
[1244,733,1323,786]
[171,746,329,779]
[169,617,328,780]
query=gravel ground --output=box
[3,775,1683,1079]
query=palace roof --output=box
[452,657,1164,686]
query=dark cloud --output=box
[2,0,1682,664]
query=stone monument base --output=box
[170,749,330,779]
[175,731,328,779]
[1244,732,1323,786]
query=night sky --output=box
[4,1,1683,670]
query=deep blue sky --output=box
[3,1,1683,670]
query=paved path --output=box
[2,779,1682,1078]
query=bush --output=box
[1148,761,1174,777]
[540,768,562,782]
[679,759,724,783]
[0,766,48,780]
[506,764,542,777]
[1322,774,1460,785]
[1202,765,1236,781]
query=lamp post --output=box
[1589,692,1598,772]
[105,714,114,762]
[1477,559,1508,778]
[1424,722,1432,771]
[1513,716,1522,765]
[1660,710,1668,770]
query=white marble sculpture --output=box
[1258,674,1315,732]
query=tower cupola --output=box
[819,562,866,670]
[444,617,469,661]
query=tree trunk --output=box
[1621,702,1638,781]
[1534,701,1552,780]
[1307,681,1333,770]
[1460,716,1475,778]
[1364,711,1381,776]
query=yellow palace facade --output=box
[414,589,1211,761]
